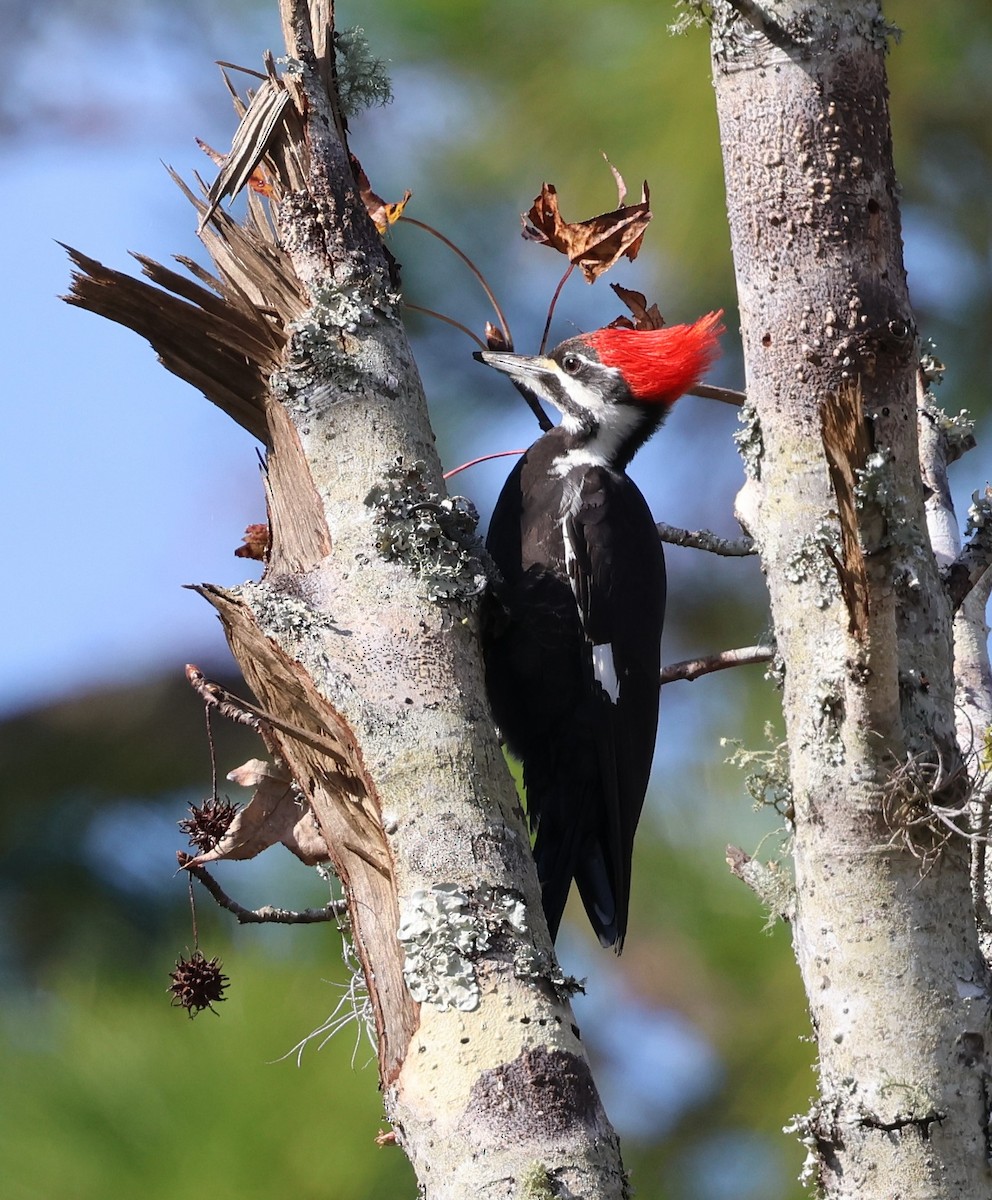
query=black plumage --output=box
[484,423,665,949]
[476,314,722,949]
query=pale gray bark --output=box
[64,1,627,1195]
[63,0,992,1194]
[712,2,992,1196]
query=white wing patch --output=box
[561,512,579,583]
[562,510,619,704]
[592,643,621,704]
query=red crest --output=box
[584,311,724,403]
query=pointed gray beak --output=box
[473,350,557,433]
[474,350,557,383]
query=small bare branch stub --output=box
[689,382,746,406]
[184,662,350,766]
[181,854,346,924]
[661,644,774,685]
[656,521,756,556]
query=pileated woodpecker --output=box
[475,313,723,949]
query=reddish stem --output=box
[539,263,575,355]
[405,303,488,350]
[400,217,513,348]
[443,449,526,481]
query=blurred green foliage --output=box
[4,0,991,1197]
[0,954,415,1200]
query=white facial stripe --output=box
[592,643,621,704]
[553,360,622,420]
[507,352,622,425]
[552,403,645,474]
[488,356,580,413]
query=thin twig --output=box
[205,705,219,801]
[405,302,487,350]
[661,644,774,685]
[181,854,346,924]
[185,664,349,765]
[443,449,526,480]
[539,263,575,356]
[400,216,512,347]
[657,522,756,556]
[689,382,746,407]
[188,871,200,947]
[215,60,268,81]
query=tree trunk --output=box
[712,1,992,1195]
[64,1,627,1195]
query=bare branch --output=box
[656,522,756,556]
[180,853,346,924]
[184,663,350,765]
[539,263,576,355]
[399,215,513,347]
[725,845,794,922]
[944,536,992,613]
[404,302,488,349]
[443,449,526,481]
[689,382,746,406]
[661,644,774,685]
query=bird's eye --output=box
[561,354,581,374]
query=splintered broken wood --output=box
[61,244,275,443]
[262,398,332,575]
[196,583,418,1082]
[60,107,309,448]
[199,74,292,232]
[821,384,873,641]
[63,6,419,1083]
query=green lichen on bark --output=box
[366,459,487,601]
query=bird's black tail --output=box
[530,780,623,949]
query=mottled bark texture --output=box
[63,2,627,1195]
[712,2,992,1196]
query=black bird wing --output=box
[482,443,665,949]
[560,467,666,947]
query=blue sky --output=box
[2,3,986,727]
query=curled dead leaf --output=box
[607,283,665,331]
[521,163,652,283]
[234,522,270,561]
[186,758,330,866]
[484,321,511,351]
[352,154,412,234]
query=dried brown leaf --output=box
[606,284,665,331]
[188,758,330,866]
[484,321,511,351]
[520,167,652,283]
[234,522,271,561]
[606,156,629,205]
[352,155,412,234]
